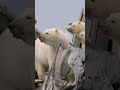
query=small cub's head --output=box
[77,31,85,44]
[66,21,85,34]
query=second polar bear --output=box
[66,21,85,47]
[77,31,85,44]
[66,21,85,35]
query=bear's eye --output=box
[73,25,75,27]
[111,20,115,23]
[26,16,32,20]
[46,32,48,34]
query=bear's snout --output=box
[66,26,73,33]
[39,35,45,42]
[68,23,72,25]
[66,23,72,31]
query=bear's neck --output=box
[59,37,69,50]
[76,30,81,34]
[50,39,68,50]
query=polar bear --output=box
[8,8,35,46]
[39,28,72,50]
[66,21,85,48]
[77,31,85,44]
[66,21,85,35]
[36,28,72,80]
[35,38,55,80]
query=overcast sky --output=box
[0,0,85,33]
[35,0,85,33]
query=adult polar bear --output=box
[39,28,72,49]
[0,8,35,90]
[36,28,72,80]
[35,38,55,80]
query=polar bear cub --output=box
[77,31,85,44]
[66,21,85,34]
[66,21,85,47]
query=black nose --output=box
[8,24,16,29]
[39,35,42,40]
[39,35,45,42]
[39,35,41,38]
[68,23,72,25]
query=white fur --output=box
[35,38,55,80]
[40,28,72,49]
[77,31,85,44]
[77,31,85,48]
[36,28,72,80]
[66,21,85,48]
[66,21,85,34]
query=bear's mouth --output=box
[67,29,73,33]
[39,36,45,42]
[66,25,71,30]
[66,26,74,33]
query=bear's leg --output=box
[36,63,46,80]
[48,58,54,72]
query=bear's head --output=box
[39,28,71,49]
[77,31,85,44]
[8,8,35,46]
[66,21,85,34]
[102,12,120,43]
